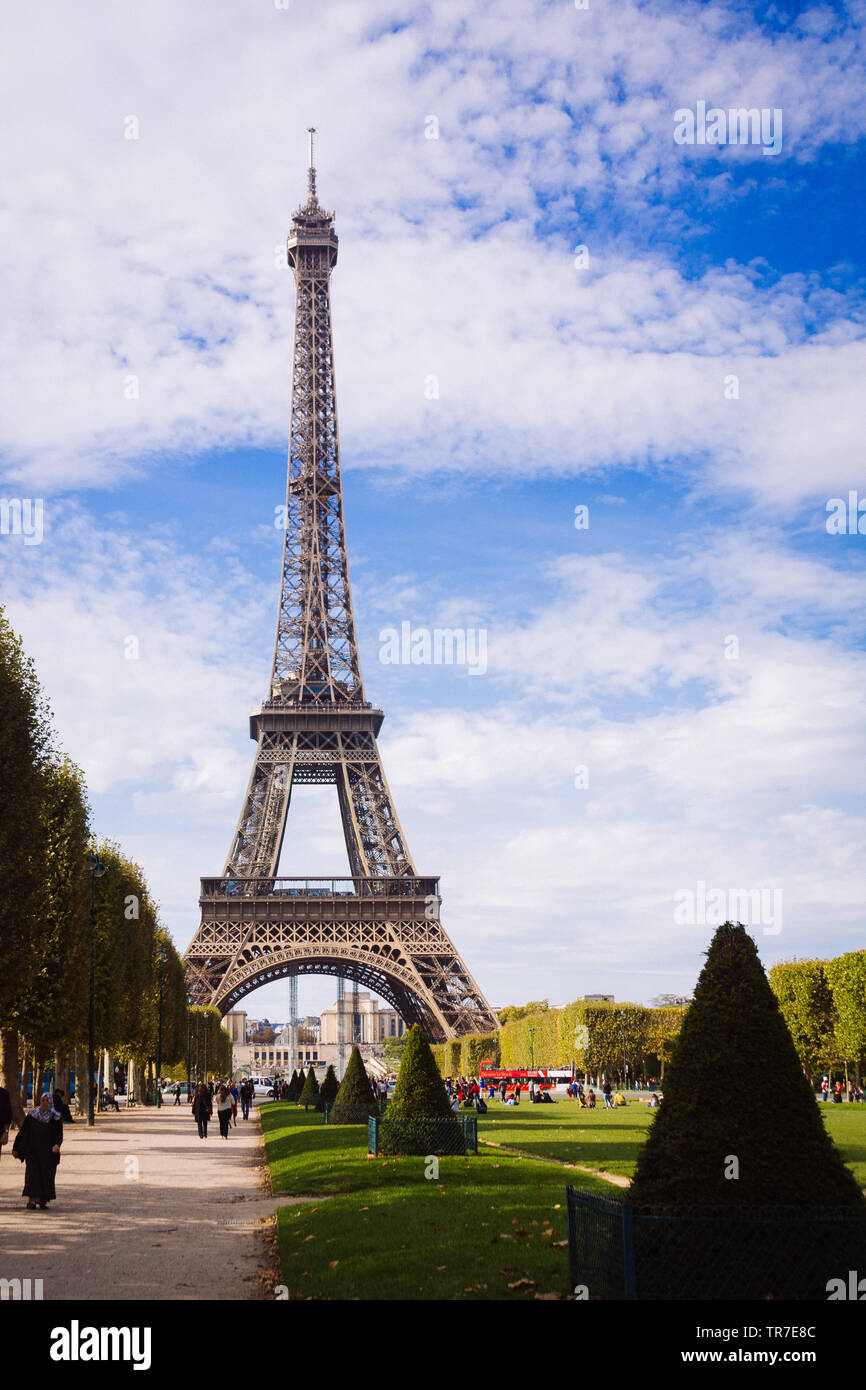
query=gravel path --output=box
[0,1101,293,1300]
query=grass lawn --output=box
[261,1104,614,1300]
[478,1099,652,1176]
[477,1097,866,1186]
[261,1098,866,1300]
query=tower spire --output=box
[306,125,317,206]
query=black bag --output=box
[476,1098,488,1114]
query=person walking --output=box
[192,1082,212,1139]
[240,1080,250,1121]
[216,1085,233,1139]
[173,1084,181,1106]
[499,1078,507,1104]
[52,1089,74,1123]
[12,1093,63,1208]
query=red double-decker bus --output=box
[478,1063,573,1094]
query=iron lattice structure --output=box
[185,141,498,1042]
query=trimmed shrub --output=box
[286,1068,300,1102]
[628,922,865,1300]
[330,1046,378,1125]
[317,1063,339,1111]
[445,1040,461,1075]
[631,923,863,1208]
[379,1025,459,1155]
[299,1067,319,1110]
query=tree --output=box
[824,951,866,1085]
[329,1046,377,1124]
[0,611,54,1109]
[295,1067,306,1100]
[287,1068,300,1101]
[769,960,838,1086]
[317,1064,339,1110]
[631,924,863,1208]
[6,755,91,1099]
[298,1066,320,1110]
[386,1026,452,1120]
[382,1033,407,1069]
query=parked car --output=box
[248,1077,275,1097]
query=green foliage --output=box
[630,923,864,1207]
[445,1040,461,1075]
[824,952,866,1066]
[386,1026,452,1120]
[430,1044,446,1076]
[299,1066,320,1109]
[330,1046,377,1124]
[296,1067,306,1098]
[0,610,54,1027]
[287,1069,300,1101]
[460,1033,500,1074]
[499,1004,561,1069]
[11,754,91,1053]
[382,1033,407,1069]
[769,959,839,1081]
[317,1064,339,1110]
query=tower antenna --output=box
[306,126,317,204]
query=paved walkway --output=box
[0,1101,290,1300]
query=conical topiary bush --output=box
[386,1026,453,1120]
[631,923,863,1207]
[627,922,865,1299]
[317,1064,339,1112]
[299,1066,320,1110]
[329,1046,378,1125]
[378,1025,461,1155]
[287,1068,300,1102]
[294,1068,306,1104]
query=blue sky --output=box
[1,0,865,1028]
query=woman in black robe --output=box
[13,1092,63,1208]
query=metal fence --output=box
[566,1186,866,1300]
[368,1114,478,1156]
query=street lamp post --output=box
[528,1025,535,1070]
[155,945,168,1107]
[195,1010,200,1083]
[85,853,106,1128]
[203,1017,208,1085]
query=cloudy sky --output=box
[2,0,865,1028]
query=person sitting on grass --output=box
[539,1089,555,1103]
[586,1089,596,1108]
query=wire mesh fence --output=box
[567,1186,866,1300]
[368,1114,478,1156]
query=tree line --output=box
[769,953,866,1087]
[0,609,231,1121]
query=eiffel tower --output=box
[184,134,498,1042]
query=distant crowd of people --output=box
[819,1078,864,1103]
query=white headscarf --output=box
[29,1095,60,1122]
